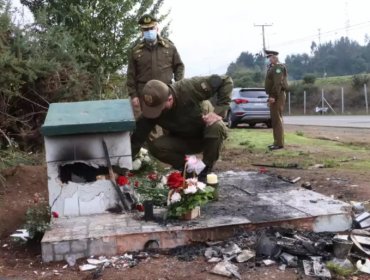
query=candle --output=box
[207,173,218,184]
[206,173,219,201]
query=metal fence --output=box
[286,84,369,115]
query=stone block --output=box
[71,240,88,253]
[41,243,54,263]
[53,241,70,255]
[88,237,117,256]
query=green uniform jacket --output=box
[126,36,185,98]
[131,75,233,155]
[264,63,288,99]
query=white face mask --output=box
[143,30,157,42]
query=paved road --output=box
[284,115,370,128]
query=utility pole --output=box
[318,28,321,45]
[254,24,272,51]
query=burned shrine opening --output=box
[58,162,111,183]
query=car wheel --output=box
[227,112,238,128]
[249,123,256,128]
[266,120,272,128]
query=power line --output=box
[273,21,370,48]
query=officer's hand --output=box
[268,97,276,105]
[131,97,140,107]
[202,112,222,126]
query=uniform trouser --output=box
[132,97,164,141]
[147,121,227,170]
[270,92,286,147]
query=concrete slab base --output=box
[41,172,352,262]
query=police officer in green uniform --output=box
[131,75,233,181]
[264,50,288,150]
[126,14,185,118]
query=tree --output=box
[21,0,168,95]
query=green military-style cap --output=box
[265,50,279,58]
[138,14,158,28]
[142,80,170,119]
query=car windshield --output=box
[239,90,267,98]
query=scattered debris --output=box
[262,259,276,266]
[87,258,109,265]
[356,259,370,274]
[303,257,331,278]
[301,182,312,190]
[221,242,242,256]
[332,238,353,259]
[211,261,241,279]
[354,212,370,229]
[10,229,29,241]
[208,257,222,263]
[79,264,97,271]
[65,254,76,267]
[235,249,255,263]
[278,264,286,271]
[279,252,298,267]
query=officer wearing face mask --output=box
[126,14,185,119]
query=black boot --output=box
[198,166,212,183]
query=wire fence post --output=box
[341,87,344,114]
[365,83,369,114]
[288,92,291,115]
[303,90,306,115]
[321,88,324,109]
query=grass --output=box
[226,128,370,169]
[0,148,43,171]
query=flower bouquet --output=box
[166,168,214,219]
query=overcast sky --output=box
[12,0,370,77]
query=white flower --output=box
[184,185,197,194]
[170,192,181,204]
[132,158,142,170]
[156,183,164,189]
[196,181,206,191]
[161,176,168,185]
[139,148,148,156]
[143,155,151,163]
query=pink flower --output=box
[52,211,59,218]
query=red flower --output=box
[259,167,268,174]
[127,172,135,177]
[147,172,158,181]
[117,176,130,186]
[136,204,144,212]
[134,181,139,187]
[52,211,59,218]
[167,172,185,189]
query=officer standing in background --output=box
[126,14,185,119]
[264,50,288,150]
[131,75,233,182]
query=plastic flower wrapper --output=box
[185,155,206,175]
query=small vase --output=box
[181,206,201,220]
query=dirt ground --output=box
[0,125,370,280]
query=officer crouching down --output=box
[131,75,233,182]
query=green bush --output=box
[303,74,317,84]
[24,200,51,242]
[351,74,369,90]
